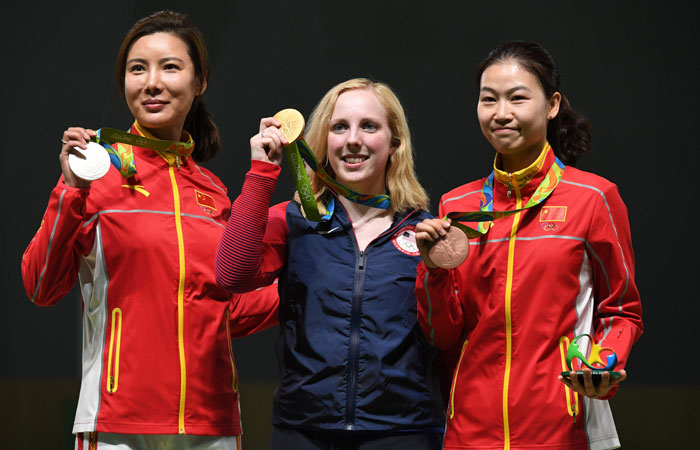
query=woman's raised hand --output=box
[59,127,96,188]
[250,117,289,167]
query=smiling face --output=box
[124,32,204,141]
[326,88,394,195]
[477,60,560,172]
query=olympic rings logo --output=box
[541,222,559,231]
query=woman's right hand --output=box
[60,127,96,188]
[415,217,451,269]
[250,117,289,167]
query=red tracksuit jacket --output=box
[416,144,643,450]
[22,123,277,436]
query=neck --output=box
[498,139,546,173]
[338,196,392,224]
[139,123,185,142]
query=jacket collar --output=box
[492,142,555,197]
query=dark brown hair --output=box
[115,10,220,162]
[477,41,592,166]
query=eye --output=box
[128,64,145,73]
[362,122,378,132]
[480,95,496,103]
[164,63,180,71]
[511,95,528,102]
[330,122,348,133]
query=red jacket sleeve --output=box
[415,198,467,350]
[588,183,643,398]
[215,159,289,293]
[229,281,280,338]
[21,179,95,306]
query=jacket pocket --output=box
[225,307,239,395]
[448,339,469,420]
[107,307,123,394]
[559,336,580,422]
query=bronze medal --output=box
[426,226,469,269]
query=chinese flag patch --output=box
[195,189,217,211]
[540,206,566,222]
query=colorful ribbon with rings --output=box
[92,124,194,178]
[446,144,564,238]
[274,109,391,222]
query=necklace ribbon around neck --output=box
[92,126,194,178]
[284,139,391,222]
[446,153,565,238]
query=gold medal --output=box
[273,108,305,143]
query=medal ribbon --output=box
[92,123,194,178]
[284,139,391,222]
[447,144,564,238]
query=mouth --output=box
[143,99,167,111]
[492,127,518,134]
[342,155,369,164]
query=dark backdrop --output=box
[3,1,698,449]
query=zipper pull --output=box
[506,173,513,198]
[175,156,181,171]
[358,251,365,270]
[572,401,577,423]
[109,376,115,394]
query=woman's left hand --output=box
[558,369,627,398]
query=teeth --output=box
[344,156,366,163]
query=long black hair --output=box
[477,41,592,166]
[115,10,220,163]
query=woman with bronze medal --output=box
[414,41,643,450]
[21,10,277,450]
[216,78,445,449]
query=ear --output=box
[390,137,400,154]
[548,92,561,119]
[198,79,208,96]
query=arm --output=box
[215,160,288,293]
[561,183,643,398]
[229,281,280,338]
[588,184,642,397]
[21,179,93,305]
[415,212,467,350]
[22,127,98,305]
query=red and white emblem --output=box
[392,225,420,256]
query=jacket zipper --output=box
[107,307,123,394]
[502,182,523,450]
[345,249,366,430]
[168,164,188,434]
[339,204,419,430]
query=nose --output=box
[346,126,361,148]
[144,68,162,94]
[494,100,511,122]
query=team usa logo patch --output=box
[392,225,420,256]
[540,206,566,232]
[195,189,217,213]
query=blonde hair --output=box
[302,78,429,213]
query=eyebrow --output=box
[126,56,186,65]
[480,85,532,95]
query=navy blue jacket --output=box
[216,162,445,433]
[274,199,444,432]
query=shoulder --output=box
[189,162,228,194]
[560,166,622,198]
[439,178,486,210]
